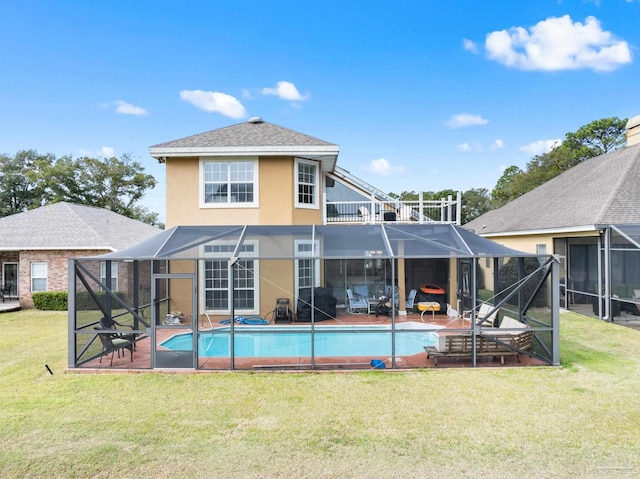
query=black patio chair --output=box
[99,316,138,349]
[1,284,11,302]
[95,331,134,366]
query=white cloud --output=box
[463,38,478,53]
[485,15,632,72]
[100,146,115,157]
[446,113,489,128]
[114,100,148,116]
[78,147,116,158]
[179,90,247,119]
[262,81,310,101]
[456,142,482,152]
[366,158,407,176]
[491,139,504,150]
[520,139,562,155]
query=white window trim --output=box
[100,262,119,291]
[31,262,48,292]
[294,240,321,302]
[295,158,319,210]
[536,244,548,265]
[200,240,259,315]
[199,157,259,209]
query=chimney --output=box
[627,115,640,147]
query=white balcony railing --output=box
[325,192,461,225]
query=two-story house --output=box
[148,117,462,317]
[67,118,558,370]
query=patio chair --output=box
[405,289,418,311]
[398,205,413,221]
[358,206,371,223]
[346,288,368,314]
[95,332,134,366]
[99,316,138,350]
[462,303,498,327]
[1,283,11,302]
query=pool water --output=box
[160,323,440,358]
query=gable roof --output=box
[149,118,339,172]
[0,202,161,251]
[465,143,640,235]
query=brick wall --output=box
[18,249,109,308]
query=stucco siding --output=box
[165,155,323,227]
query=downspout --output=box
[321,175,327,225]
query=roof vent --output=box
[248,116,264,124]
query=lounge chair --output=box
[346,288,368,313]
[95,332,134,366]
[462,303,498,327]
[405,289,417,311]
[425,316,534,365]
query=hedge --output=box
[32,291,68,311]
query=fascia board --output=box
[0,246,117,252]
[150,146,338,172]
[478,225,600,238]
[149,145,339,157]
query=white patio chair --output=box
[346,288,368,314]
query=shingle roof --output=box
[465,143,640,234]
[150,119,336,149]
[149,118,339,172]
[0,202,161,250]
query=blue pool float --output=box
[218,316,270,325]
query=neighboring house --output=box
[0,202,161,308]
[466,115,640,322]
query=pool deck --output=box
[73,309,546,371]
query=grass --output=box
[2,310,640,478]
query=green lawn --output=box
[2,310,640,478]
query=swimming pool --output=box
[160,322,441,358]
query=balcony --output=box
[325,193,461,225]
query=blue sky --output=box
[2,1,639,222]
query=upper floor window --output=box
[536,244,548,265]
[295,158,319,209]
[201,158,258,207]
[31,262,47,292]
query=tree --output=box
[0,150,54,217]
[461,188,490,224]
[0,151,161,227]
[490,116,627,208]
[562,116,627,163]
[41,154,157,221]
[490,165,523,208]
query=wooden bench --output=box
[424,331,534,366]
